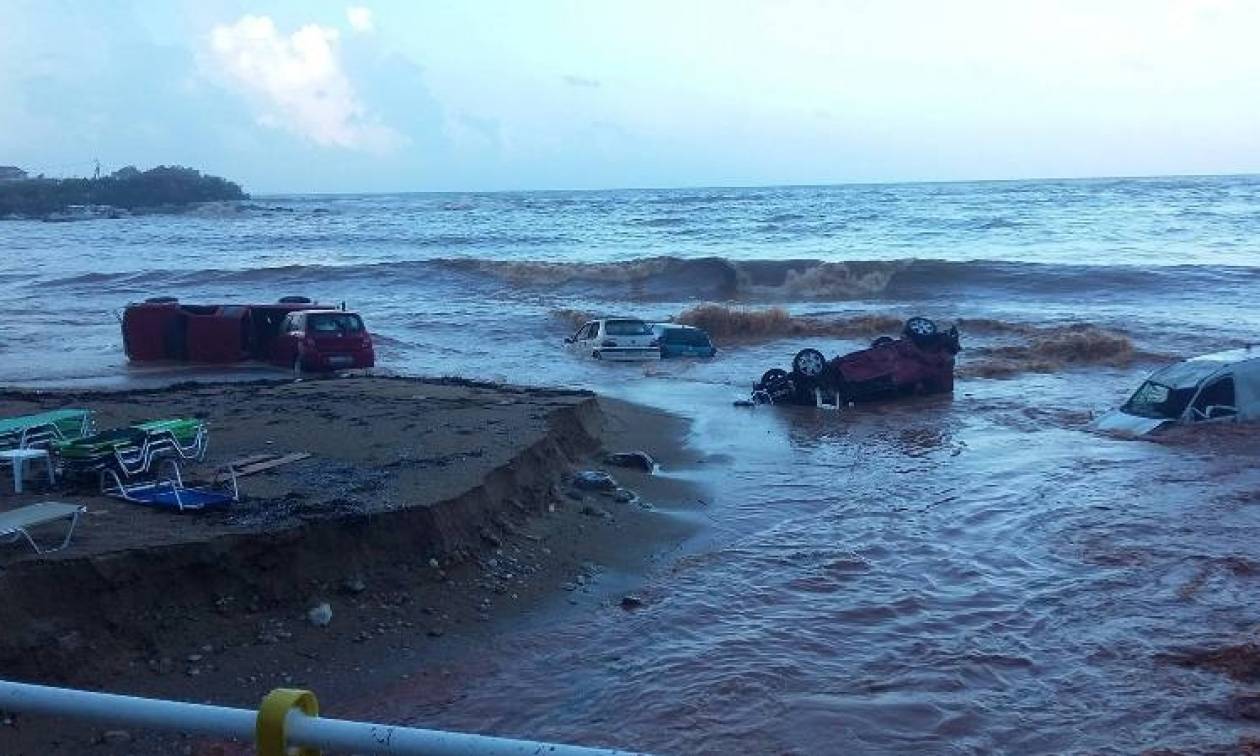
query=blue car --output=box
[652,324,717,359]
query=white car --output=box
[565,318,661,362]
[1090,347,1260,436]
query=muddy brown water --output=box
[329,369,1260,754]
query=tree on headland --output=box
[0,164,248,218]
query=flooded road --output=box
[355,368,1260,754]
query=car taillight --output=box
[601,339,617,347]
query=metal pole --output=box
[0,680,640,756]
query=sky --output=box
[2,0,1259,193]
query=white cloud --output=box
[206,14,400,152]
[346,6,375,33]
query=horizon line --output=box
[251,170,1260,198]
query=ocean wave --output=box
[36,255,1260,305]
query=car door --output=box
[1188,374,1238,423]
[272,313,302,365]
[569,322,596,354]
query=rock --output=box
[572,470,618,492]
[427,627,445,638]
[603,451,656,472]
[580,504,612,520]
[101,730,132,745]
[611,488,637,504]
[186,654,203,663]
[620,595,645,610]
[306,602,333,627]
[341,577,366,595]
[428,558,440,569]
[564,488,585,502]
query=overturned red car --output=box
[121,296,375,372]
[752,317,960,406]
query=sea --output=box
[4,175,1260,753]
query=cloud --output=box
[346,6,374,33]
[562,74,601,89]
[206,14,401,152]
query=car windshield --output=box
[1122,380,1196,419]
[308,313,364,333]
[605,320,652,336]
[664,328,711,346]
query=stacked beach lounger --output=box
[0,409,94,451]
[55,418,235,512]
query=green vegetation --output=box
[0,165,248,219]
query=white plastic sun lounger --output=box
[0,502,86,555]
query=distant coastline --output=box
[0,165,248,221]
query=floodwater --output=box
[333,369,1260,754]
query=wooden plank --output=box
[224,453,275,469]
[233,452,312,477]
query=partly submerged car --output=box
[272,309,375,372]
[1090,347,1260,436]
[566,318,661,362]
[121,296,374,372]
[751,316,961,407]
[652,324,717,359]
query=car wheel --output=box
[592,350,602,360]
[792,348,827,378]
[760,368,789,388]
[903,317,937,341]
[871,336,895,348]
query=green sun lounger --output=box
[0,409,94,451]
[55,418,208,480]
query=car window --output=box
[1123,380,1195,419]
[668,329,710,346]
[1191,377,1237,420]
[605,320,652,336]
[576,323,594,341]
[308,313,365,333]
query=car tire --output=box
[903,316,938,344]
[792,348,827,378]
[871,336,895,348]
[592,350,602,360]
[760,368,789,388]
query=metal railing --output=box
[0,679,643,755]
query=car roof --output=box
[1149,347,1260,389]
[298,309,360,315]
[654,323,700,330]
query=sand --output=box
[0,375,703,755]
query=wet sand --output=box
[0,376,705,755]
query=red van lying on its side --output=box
[121,296,375,372]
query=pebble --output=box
[429,558,440,569]
[307,602,333,627]
[620,595,645,610]
[342,577,367,594]
[603,451,656,472]
[572,470,618,492]
[580,504,612,519]
[611,488,637,504]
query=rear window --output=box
[605,320,652,336]
[663,328,711,346]
[308,313,365,333]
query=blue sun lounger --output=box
[101,460,239,513]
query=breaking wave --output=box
[32,255,1260,306]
